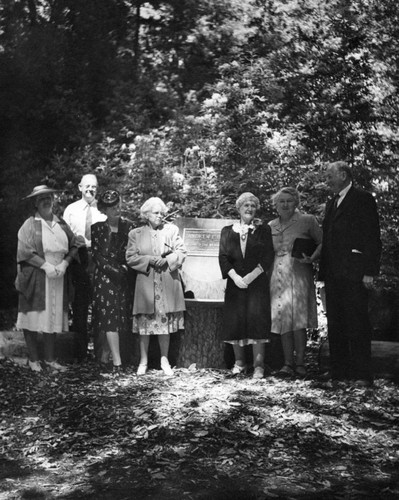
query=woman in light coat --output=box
[126,197,186,376]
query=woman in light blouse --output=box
[269,187,322,378]
[15,185,80,372]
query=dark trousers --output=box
[324,277,372,382]
[70,250,92,361]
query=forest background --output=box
[1,0,399,314]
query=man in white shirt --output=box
[64,174,106,362]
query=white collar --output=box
[338,181,352,200]
[232,222,255,235]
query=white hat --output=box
[24,185,58,199]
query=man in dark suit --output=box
[319,161,381,387]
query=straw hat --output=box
[24,185,58,199]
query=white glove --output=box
[55,260,69,277]
[242,266,263,285]
[228,269,248,289]
[40,262,58,279]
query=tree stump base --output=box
[176,300,226,369]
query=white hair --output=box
[236,192,260,211]
[140,197,168,220]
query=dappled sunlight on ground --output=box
[0,348,398,499]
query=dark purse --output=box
[291,238,317,259]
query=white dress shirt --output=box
[63,199,106,247]
[336,181,352,207]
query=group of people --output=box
[15,175,186,376]
[220,162,381,387]
[15,161,381,387]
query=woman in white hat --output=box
[15,185,81,372]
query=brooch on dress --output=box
[232,222,256,241]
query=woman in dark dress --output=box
[91,190,134,373]
[219,192,274,379]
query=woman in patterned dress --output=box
[126,197,186,377]
[269,187,322,378]
[15,185,80,372]
[91,190,134,373]
[219,192,275,379]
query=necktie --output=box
[85,205,92,240]
[333,194,340,211]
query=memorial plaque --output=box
[171,217,236,369]
[183,228,221,256]
[174,217,236,301]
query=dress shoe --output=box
[161,359,174,377]
[44,361,67,372]
[28,360,42,373]
[231,364,248,375]
[276,365,294,378]
[253,366,264,379]
[137,364,148,376]
[99,362,111,373]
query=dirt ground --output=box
[1,340,399,500]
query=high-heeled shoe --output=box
[161,359,174,377]
[231,363,247,375]
[28,360,42,373]
[44,361,67,372]
[253,366,264,379]
[137,364,147,376]
[276,364,294,378]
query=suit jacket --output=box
[319,185,381,282]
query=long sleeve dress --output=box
[219,223,275,344]
[269,211,322,335]
[91,218,135,360]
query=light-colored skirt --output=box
[225,339,270,347]
[16,252,68,334]
[133,272,184,335]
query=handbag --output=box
[291,238,317,259]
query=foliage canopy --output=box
[1,0,399,305]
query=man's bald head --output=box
[79,174,98,204]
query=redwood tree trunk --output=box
[177,300,226,369]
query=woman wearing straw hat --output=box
[15,185,81,372]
